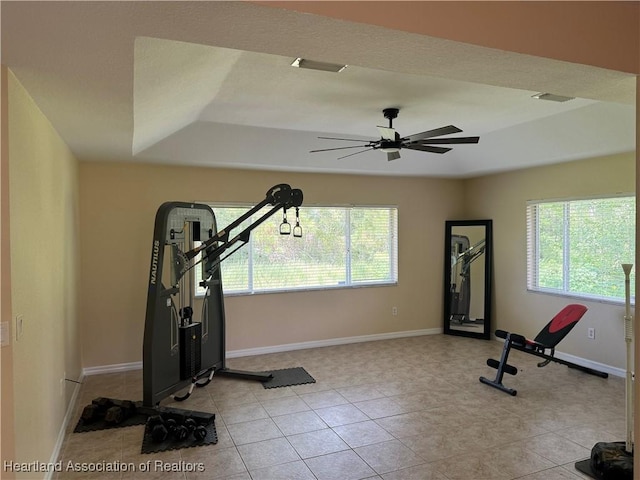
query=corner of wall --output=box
[1,64,16,480]
[7,67,82,472]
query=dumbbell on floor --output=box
[147,414,209,443]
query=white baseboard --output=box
[82,330,625,381]
[226,328,441,358]
[82,328,441,376]
[553,350,625,378]
[46,373,85,480]
[83,361,143,376]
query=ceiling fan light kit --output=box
[310,108,480,161]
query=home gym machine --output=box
[449,235,486,324]
[74,184,306,453]
[143,183,304,407]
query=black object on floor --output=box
[141,412,217,454]
[74,398,216,434]
[74,398,148,433]
[261,367,315,389]
[575,442,633,479]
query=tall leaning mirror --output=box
[444,219,493,339]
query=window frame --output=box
[526,193,635,305]
[195,203,399,296]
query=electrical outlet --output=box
[588,328,595,339]
[392,306,398,316]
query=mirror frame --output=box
[443,219,493,340]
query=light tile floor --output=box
[56,334,625,479]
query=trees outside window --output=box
[527,195,635,302]
[196,205,398,295]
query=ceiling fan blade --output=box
[338,148,375,160]
[376,126,396,141]
[318,136,375,142]
[387,151,401,161]
[404,144,452,154]
[419,136,480,145]
[310,145,370,153]
[403,125,462,143]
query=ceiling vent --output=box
[531,93,575,102]
[291,58,347,73]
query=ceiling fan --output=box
[310,108,480,161]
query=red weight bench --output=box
[479,304,608,396]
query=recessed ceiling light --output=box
[532,93,575,102]
[291,58,347,73]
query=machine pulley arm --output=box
[182,183,303,272]
[454,238,486,275]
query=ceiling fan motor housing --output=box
[383,108,399,120]
[380,140,401,152]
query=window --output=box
[527,195,635,302]
[196,205,398,295]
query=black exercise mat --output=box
[74,399,215,434]
[261,367,315,389]
[141,421,217,454]
[574,459,596,478]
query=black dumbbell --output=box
[120,400,136,418]
[81,404,100,423]
[151,424,168,443]
[165,418,177,433]
[104,406,124,424]
[193,425,207,441]
[184,418,197,433]
[172,424,188,441]
[146,415,164,428]
[94,397,113,410]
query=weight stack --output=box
[179,323,202,379]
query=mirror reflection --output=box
[444,220,492,339]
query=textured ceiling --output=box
[1,1,637,177]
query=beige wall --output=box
[7,71,81,472]
[80,154,636,371]
[465,152,635,369]
[79,162,465,367]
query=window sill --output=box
[196,281,398,298]
[527,288,635,307]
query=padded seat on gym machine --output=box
[479,304,608,396]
